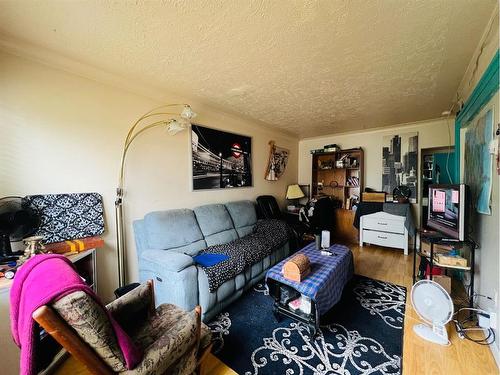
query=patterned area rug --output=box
[208,275,406,375]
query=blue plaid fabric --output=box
[266,242,354,315]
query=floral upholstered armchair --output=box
[33,281,212,375]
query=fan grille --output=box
[411,279,454,325]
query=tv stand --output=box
[413,231,475,309]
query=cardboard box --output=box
[435,253,468,268]
[44,236,104,254]
[420,241,452,257]
[433,275,451,294]
[361,192,386,202]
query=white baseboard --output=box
[491,343,500,369]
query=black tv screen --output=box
[427,184,467,241]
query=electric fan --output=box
[411,279,454,346]
[0,196,40,262]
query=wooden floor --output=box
[203,243,499,375]
[55,243,499,374]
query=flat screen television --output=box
[427,184,467,241]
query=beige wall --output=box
[298,117,454,224]
[459,93,499,361]
[0,50,299,302]
[456,5,499,362]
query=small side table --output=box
[413,233,475,309]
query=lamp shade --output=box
[286,184,305,200]
[181,105,197,120]
[167,118,189,135]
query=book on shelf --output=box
[346,176,359,187]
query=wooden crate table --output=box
[265,242,353,336]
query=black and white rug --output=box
[207,275,406,375]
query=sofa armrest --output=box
[141,249,194,272]
[138,250,199,312]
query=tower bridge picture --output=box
[191,125,252,190]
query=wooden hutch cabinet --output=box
[311,147,364,243]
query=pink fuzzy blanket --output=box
[10,254,142,374]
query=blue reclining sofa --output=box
[133,200,290,321]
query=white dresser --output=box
[359,211,409,255]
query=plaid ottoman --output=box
[266,242,354,335]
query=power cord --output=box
[452,307,496,346]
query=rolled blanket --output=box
[198,219,292,292]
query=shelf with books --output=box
[311,147,364,210]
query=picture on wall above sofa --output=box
[382,132,418,203]
[191,124,252,190]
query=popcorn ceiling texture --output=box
[0,0,495,138]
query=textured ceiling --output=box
[0,0,495,138]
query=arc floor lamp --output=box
[115,104,197,287]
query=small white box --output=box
[300,296,312,315]
[321,230,330,249]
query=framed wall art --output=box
[265,141,289,181]
[382,132,418,202]
[191,124,252,190]
[463,109,494,215]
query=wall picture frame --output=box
[191,124,252,190]
[382,132,418,203]
[265,141,289,181]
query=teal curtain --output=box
[454,50,499,182]
[433,152,456,184]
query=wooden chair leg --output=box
[147,279,156,314]
[194,305,202,355]
[196,343,213,375]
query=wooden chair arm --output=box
[194,305,202,357]
[33,305,113,375]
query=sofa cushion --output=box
[194,204,238,246]
[144,209,205,255]
[197,271,245,315]
[225,200,257,238]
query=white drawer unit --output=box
[362,216,405,234]
[360,211,410,255]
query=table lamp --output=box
[286,184,305,210]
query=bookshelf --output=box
[311,147,364,208]
[311,148,364,243]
